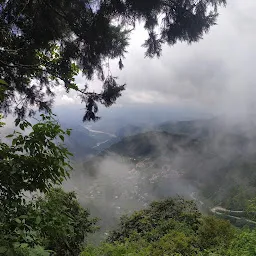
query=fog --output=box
[2,0,256,241]
[62,113,256,241]
[64,151,198,239]
[55,0,256,124]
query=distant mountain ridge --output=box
[95,117,256,211]
[63,116,256,160]
[106,131,201,158]
[63,117,256,234]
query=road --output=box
[191,192,256,225]
[210,206,256,224]
[84,126,117,138]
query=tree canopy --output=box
[0,114,97,255]
[0,0,226,121]
[81,198,237,256]
[0,114,72,204]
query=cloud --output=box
[108,0,256,117]
[54,91,77,105]
[55,0,256,120]
[53,86,79,106]
[60,95,75,104]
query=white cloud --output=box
[56,95,75,105]
[54,0,256,120]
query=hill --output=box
[105,122,256,210]
[65,118,256,236]
[107,131,201,158]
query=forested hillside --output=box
[67,118,256,238]
[105,119,256,211]
[81,198,256,256]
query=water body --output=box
[93,140,110,148]
[84,125,117,138]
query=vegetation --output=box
[0,114,72,202]
[0,115,97,255]
[81,198,256,256]
[1,113,256,255]
[107,131,200,157]
[0,0,226,120]
[3,1,256,256]
[0,188,97,256]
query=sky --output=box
[55,0,256,121]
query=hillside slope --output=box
[66,118,256,236]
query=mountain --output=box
[52,104,211,159]
[106,131,201,158]
[62,124,97,158]
[61,123,117,158]
[158,118,215,138]
[115,124,145,138]
[65,117,256,235]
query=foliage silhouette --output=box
[0,0,226,121]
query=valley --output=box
[2,1,255,254]
[63,117,256,238]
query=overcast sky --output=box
[56,0,256,120]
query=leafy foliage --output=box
[107,197,201,243]
[34,189,98,256]
[0,189,97,256]
[0,114,72,204]
[81,198,236,256]
[227,229,256,256]
[0,114,4,127]
[197,216,235,250]
[0,114,98,255]
[0,0,226,120]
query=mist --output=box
[61,112,256,242]
[19,0,256,242]
[63,151,198,239]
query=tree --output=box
[0,114,79,255]
[227,229,256,256]
[0,114,72,204]
[107,197,201,243]
[197,216,235,250]
[81,198,235,256]
[0,188,97,256]
[33,189,98,256]
[0,0,226,121]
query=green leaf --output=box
[67,83,78,90]
[59,135,64,142]
[0,79,8,85]
[20,243,28,249]
[36,216,41,224]
[13,242,20,248]
[19,123,24,130]
[14,218,21,224]
[20,215,28,219]
[0,247,7,253]
[15,118,20,126]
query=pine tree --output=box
[0,0,226,121]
